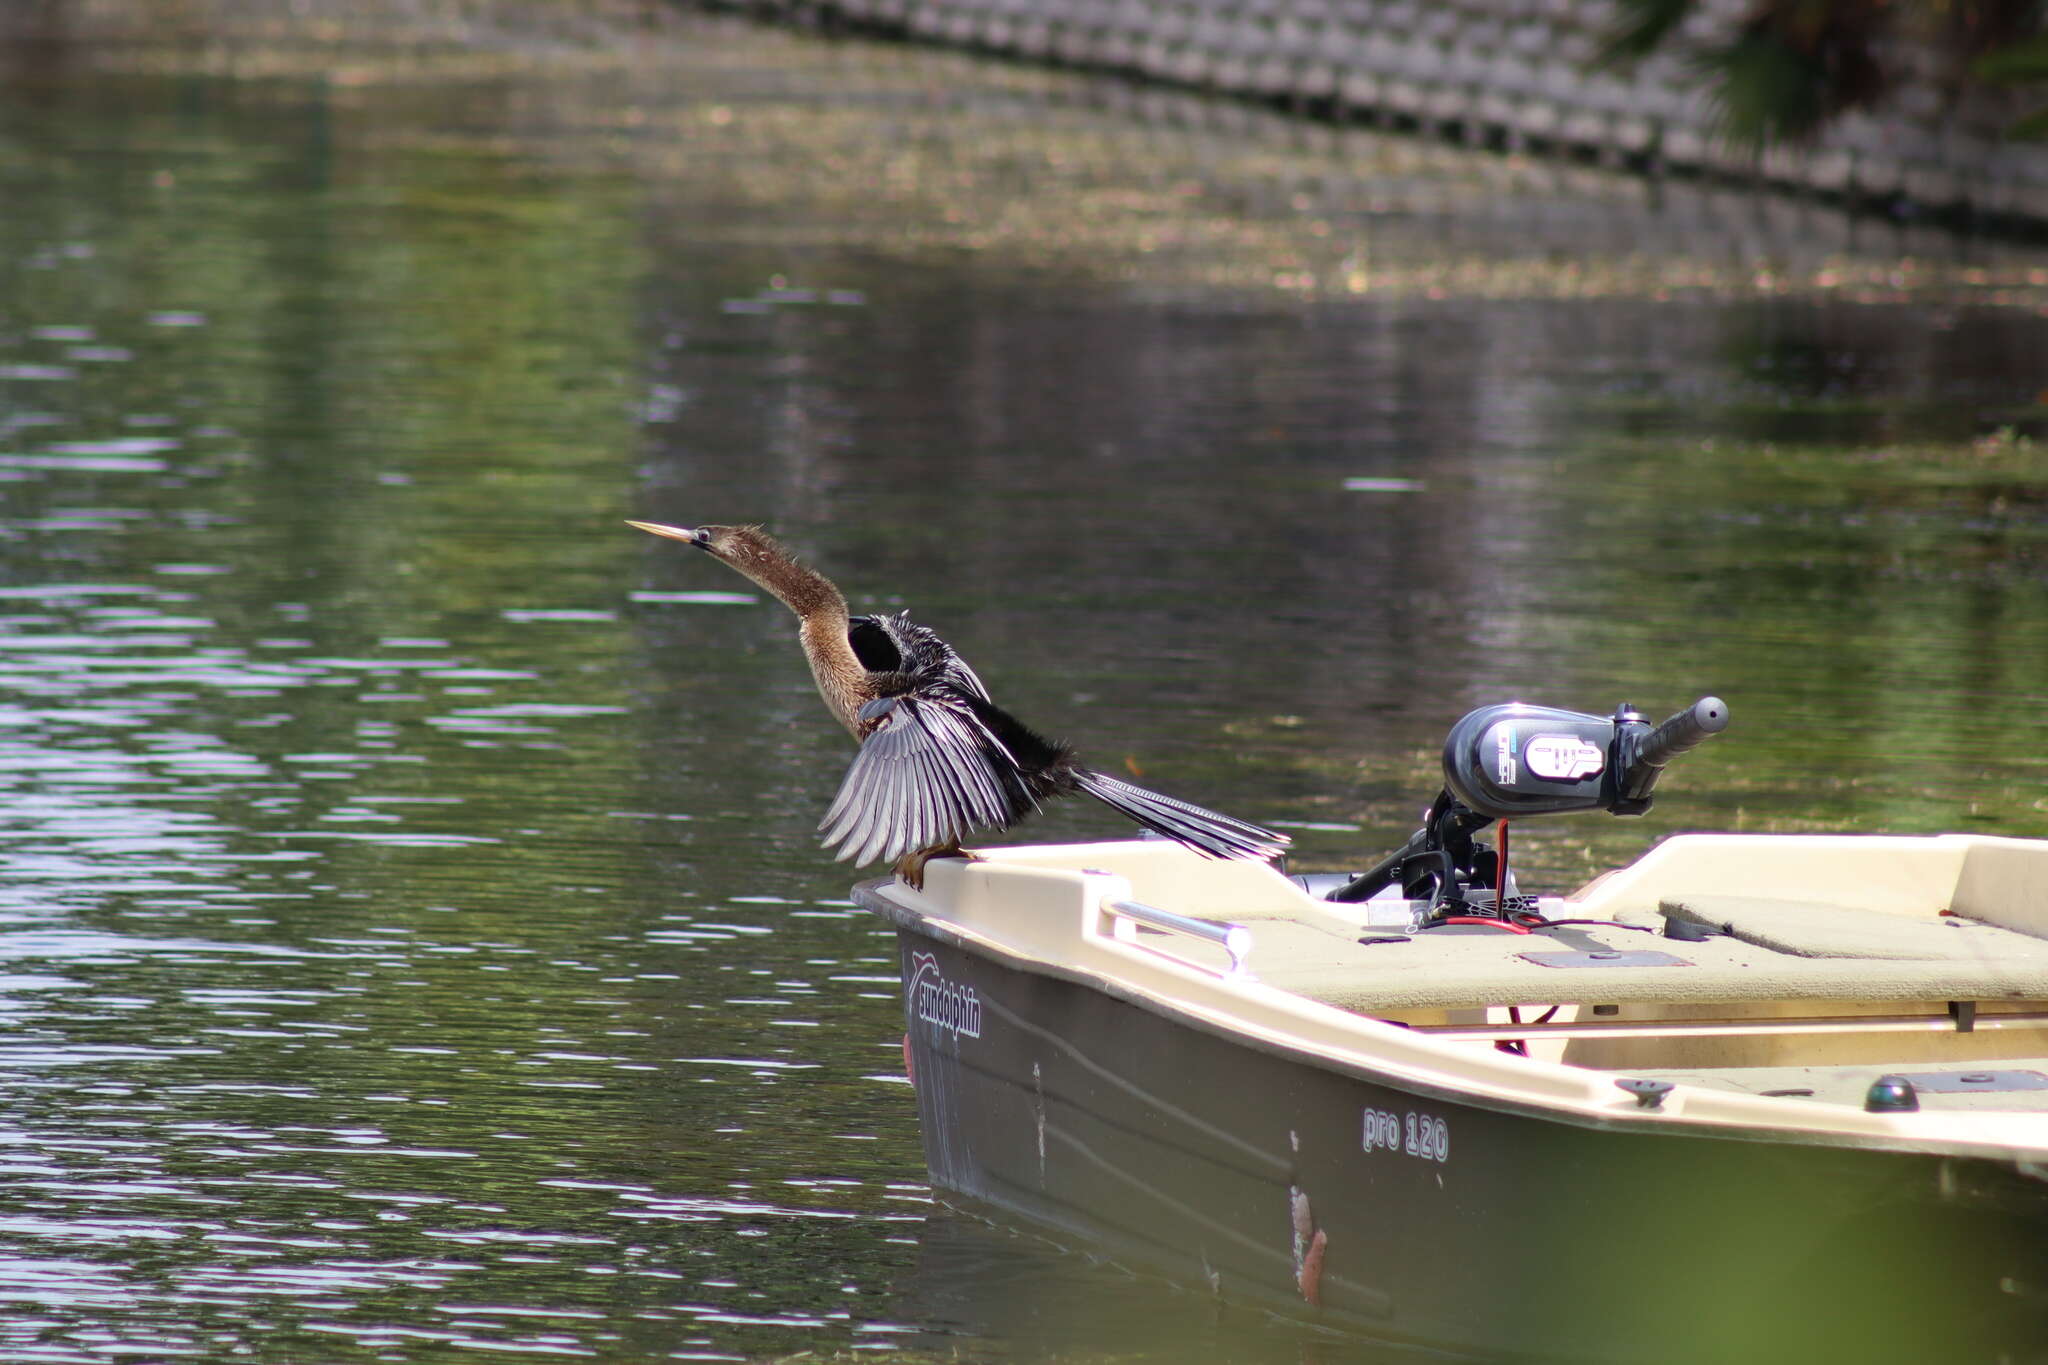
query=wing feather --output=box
[820,689,1025,865]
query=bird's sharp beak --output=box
[626,520,699,544]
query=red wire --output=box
[1430,820,1535,936]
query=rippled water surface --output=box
[3,5,2048,1361]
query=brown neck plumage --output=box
[709,529,870,736]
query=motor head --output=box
[1440,697,1728,821]
[1441,702,1620,820]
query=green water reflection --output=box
[1,5,2046,1362]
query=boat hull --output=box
[884,922,2048,1363]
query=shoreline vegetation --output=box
[6,0,2048,308]
[9,1,2048,236]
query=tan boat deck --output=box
[956,834,2048,1081]
[1237,901,2048,1013]
[966,833,2048,1011]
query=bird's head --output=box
[625,520,842,617]
[626,520,789,566]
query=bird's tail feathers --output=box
[1072,770,1289,862]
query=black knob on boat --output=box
[1865,1075,1920,1112]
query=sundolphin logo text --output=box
[908,950,982,1040]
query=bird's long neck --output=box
[728,547,869,736]
[798,613,868,738]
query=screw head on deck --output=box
[1865,1075,1920,1113]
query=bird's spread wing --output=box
[819,690,1028,866]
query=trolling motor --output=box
[1322,697,1729,925]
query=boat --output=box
[853,697,2048,1363]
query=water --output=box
[2,5,2047,1360]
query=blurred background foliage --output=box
[1602,0,2048,144]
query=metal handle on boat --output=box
[1105,899,1254,976]
[1627,696,1729,782]
[1611,695,1730,814]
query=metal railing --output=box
[1105,898,1253,977]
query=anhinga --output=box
[627,520,1288,885]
